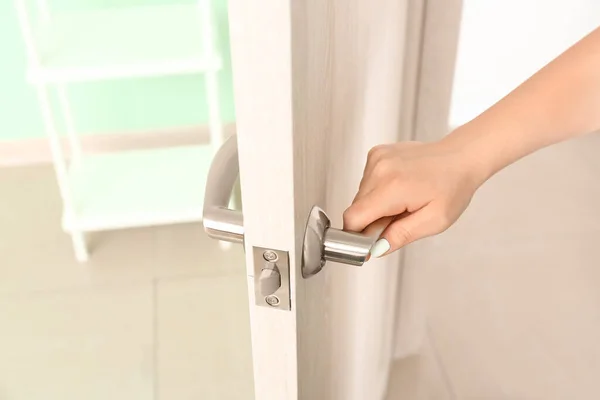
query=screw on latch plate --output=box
[263,250,278,262]
[265,295,280,307]
[253,247,290,311]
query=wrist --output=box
[438,124,500,188]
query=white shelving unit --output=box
[15,0,224,262]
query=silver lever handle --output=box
[301,206,385,278]
[203,135,244,243]
[203,136,383,277]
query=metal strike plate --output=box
[252,247,291,311]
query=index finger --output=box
[343,184,407,232]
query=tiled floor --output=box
[4,133,600,400]
[0,165,254,400]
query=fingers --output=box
[354,152,388,200]
[362,142,419,182]
[354,143,419,205]
[363,145,390,178]
[358,217,395,262]
[370,206,445,257]
[361,216,395,238]
[343,184,406,232]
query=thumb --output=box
[370,207,442,257]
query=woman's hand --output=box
[343,138,484,257]
[344,27,600,258]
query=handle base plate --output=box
[301,206,330,278]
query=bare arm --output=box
[343,27,600,257]
[449,26,600,184]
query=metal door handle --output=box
[301,206,385,278]
[203,135,244,243]
[203,135,383,279]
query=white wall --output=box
[449,0,600,127]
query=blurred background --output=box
[0,0,254,399]
[0,0,235,141]
[2,0,600,399]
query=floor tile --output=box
[0,226,157,294]
[0,165,156,292]
[0,284,154,400]
[0,164,251,400]
[0,165,245,293]
[152,222,246,279]
[156,274,254,400]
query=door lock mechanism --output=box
[259,262,281,297]
[253,247,291,311]
[202,135,383,308]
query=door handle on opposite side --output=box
[202,135,244,243]
[202,136,383,278]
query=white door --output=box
[204,0,423,398]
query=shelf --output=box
[28,4,222,84]
[63,145,215,232]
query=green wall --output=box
[0,0,235,141]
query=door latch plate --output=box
[252,247,291,311]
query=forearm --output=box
[444,26,600,184]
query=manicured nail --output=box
[370,238,390,258]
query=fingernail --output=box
[370,238,390,258]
